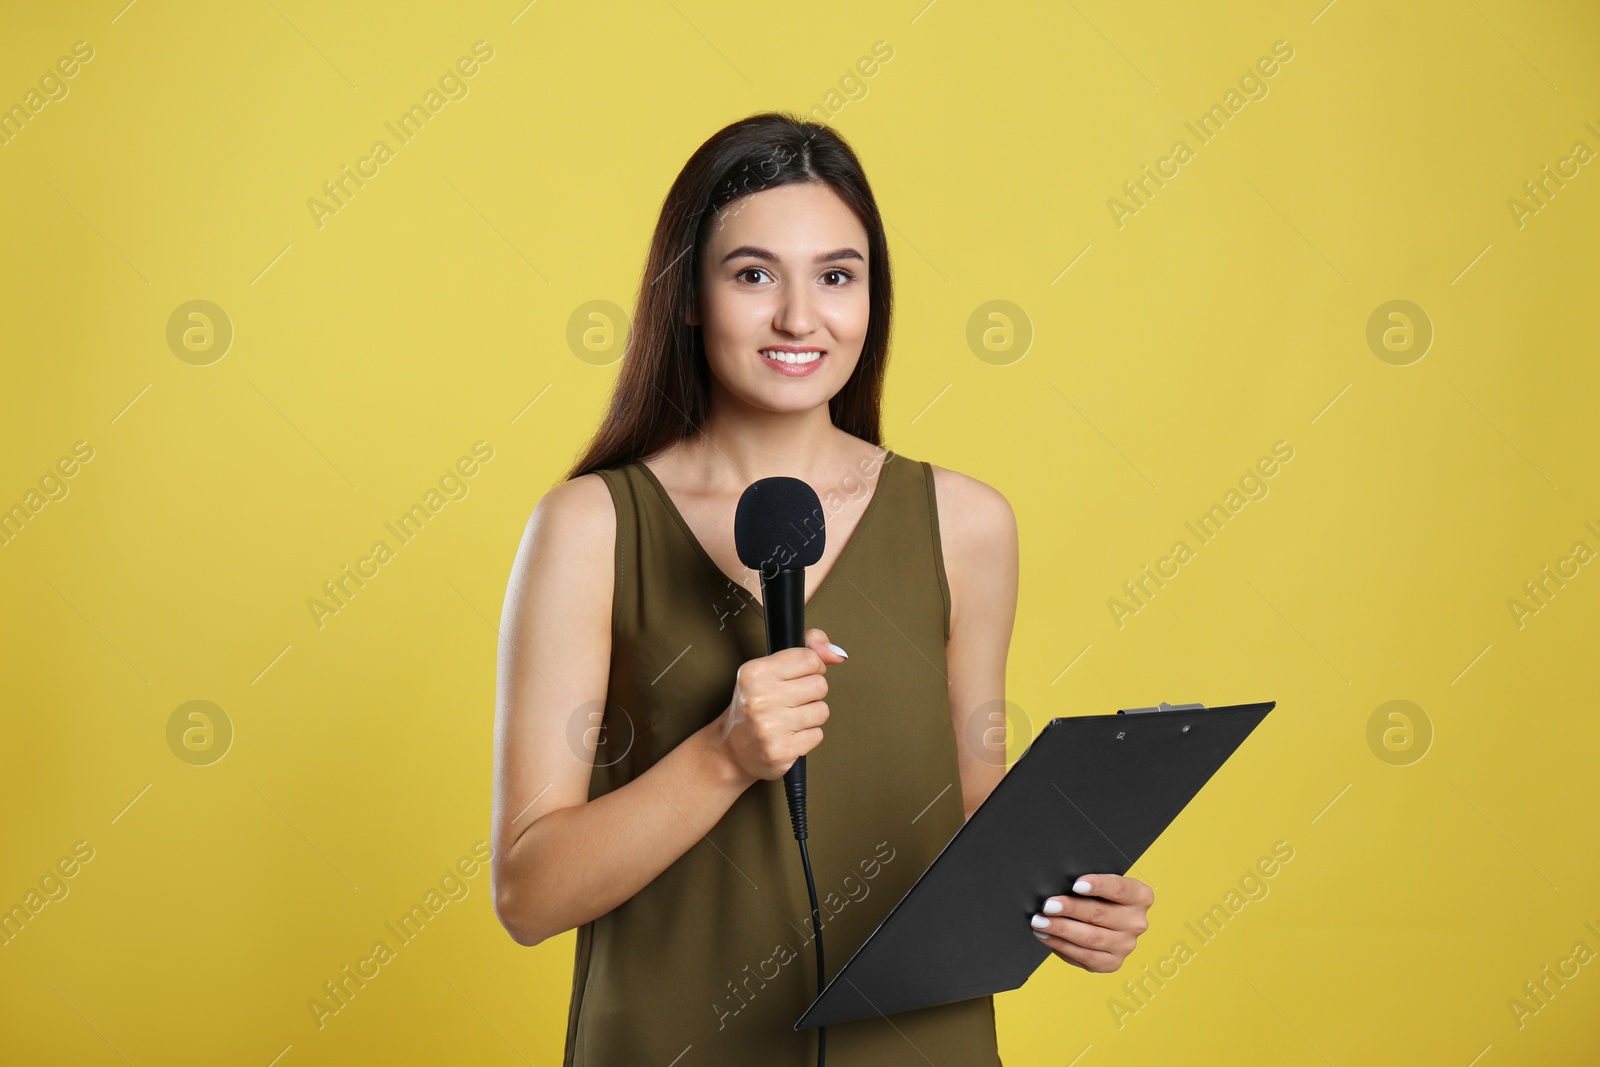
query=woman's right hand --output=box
[714,628,848,784]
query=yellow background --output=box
[2,0,1596,1064]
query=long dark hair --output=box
[562,111,894,483]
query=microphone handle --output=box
[762,567,809,841]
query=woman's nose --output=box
[774,287,817,336]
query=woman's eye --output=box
[735,267,857,286]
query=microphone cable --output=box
[787,771,826,1067]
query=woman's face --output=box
[690,181,871,415]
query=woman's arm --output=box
[490,474,754,947]
[932,466,1155,971]
[930,466,1020,821]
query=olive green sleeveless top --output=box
[565,448,1002,1066]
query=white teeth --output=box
[761,349,823,364]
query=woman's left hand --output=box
[1030,873,1154,972]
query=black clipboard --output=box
[794,699,1275,1030]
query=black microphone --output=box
[734,476,826,842]
[735,475,831,1066]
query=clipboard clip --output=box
[1116,701,1207,715]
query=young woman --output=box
[491,112,1153,1066]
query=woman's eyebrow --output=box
[719,245,866,265]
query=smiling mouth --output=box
[759,348,825,365]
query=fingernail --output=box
[827,642,848,658]
[1033,930,1050,941]
[1073,879,1092,894]
[1042,899,1063,915]
[1030,914,1050,929]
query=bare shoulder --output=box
[927,464,1017,557]
[534,470,616,541]
[507,471,616,613]
[927,464,1018,636]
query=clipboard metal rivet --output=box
[1182,725,1190,733]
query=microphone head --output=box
[734,476,826,574]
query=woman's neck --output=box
[672,405,856,489]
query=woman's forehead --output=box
[709,183,866,251]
